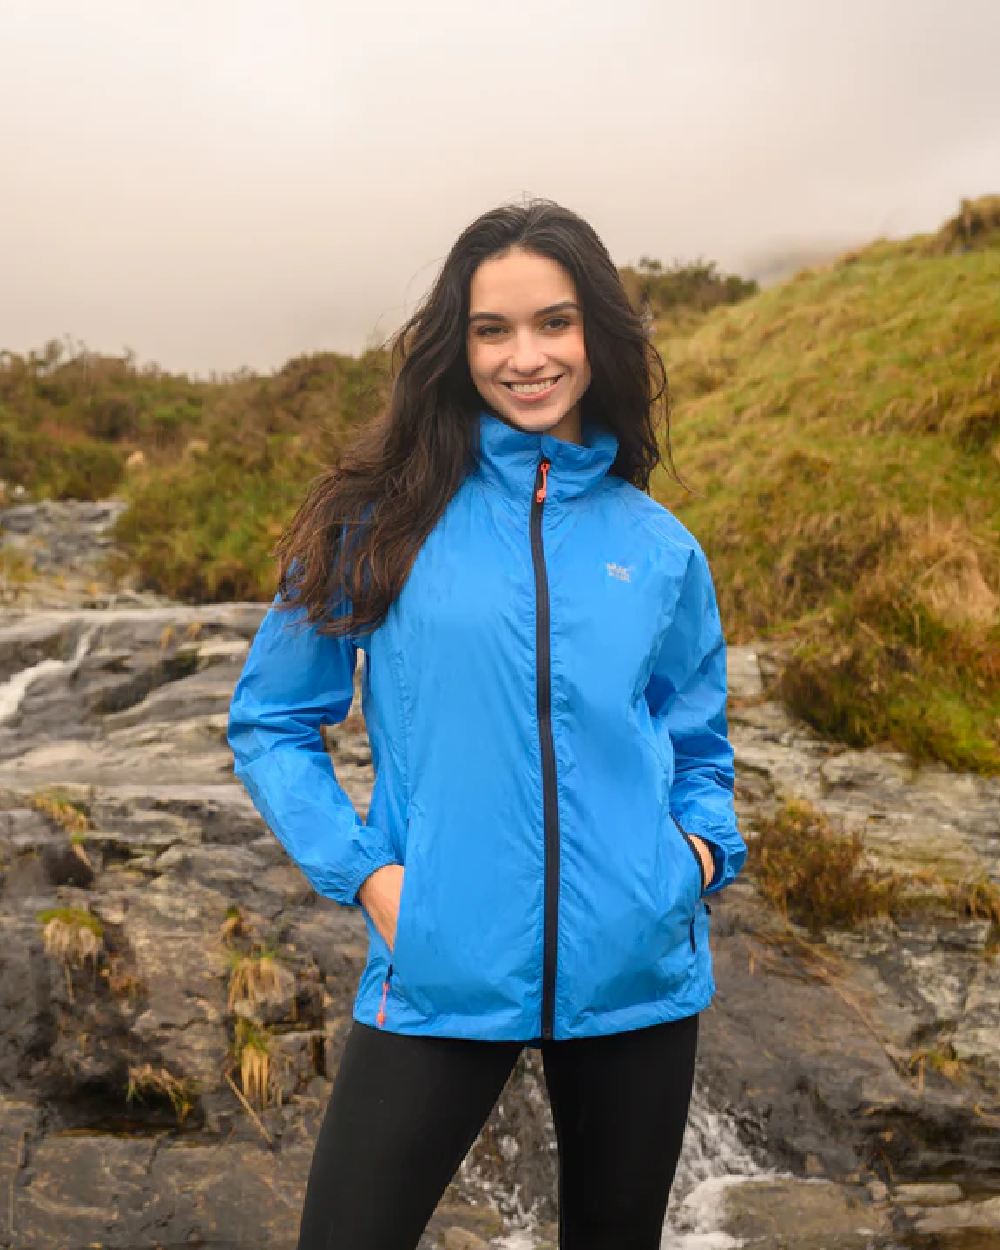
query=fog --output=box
[2,0,997,375]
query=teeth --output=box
[507,378,560,394]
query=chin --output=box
[490,394,579,434]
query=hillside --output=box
[654,196,1000,772]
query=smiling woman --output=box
[227,197,744,1249]
[466,251,592,443]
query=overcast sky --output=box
[2,0,997,377]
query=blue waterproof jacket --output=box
[227,408,746,1043]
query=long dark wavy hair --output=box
[274,198,681,636]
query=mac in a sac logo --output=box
[605,562,632,583]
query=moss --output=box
[36,906,103,938]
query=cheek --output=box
[466,340,493,383]
[567,330,590,374]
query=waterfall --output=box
[0,622,98,723]
[492,1082,767,1248]
[662,1081,768,1248]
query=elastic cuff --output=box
[343,845,401,909]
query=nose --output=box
[508,328,547,374]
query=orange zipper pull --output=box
[376,962,393,1028]
[535,459,551,503]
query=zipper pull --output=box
[376,962,393,1028]
[535,458,551,503]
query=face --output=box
[466,246,592,444]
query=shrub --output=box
[747,798,904,932]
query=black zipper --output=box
[531,457,560,1041]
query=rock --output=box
[14,1133,156,1247]
[914,1195,1000,1233]
[718,1177,887,1243]
[894,1181,964,1205]
[440,1228,489,1250]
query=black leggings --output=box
[296,1012,699,1250]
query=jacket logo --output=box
[606,562,632,583]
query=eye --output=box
[544,316,571,331]
[473,324,506,339]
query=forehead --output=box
[468,248,578,314]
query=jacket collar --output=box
[473,407,619,504]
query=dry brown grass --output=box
[750,796,1000,943]
[218,904,248,947]
[29,788,92,836]
[747,798,906,933]
[126,1063,198,1123]
[226,949,296,1015]
[37,907,105,1001]
[232,1019,276,1108]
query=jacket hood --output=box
[473,407,619,503]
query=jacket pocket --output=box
[377,816,419,1027]
[670,813,708,897]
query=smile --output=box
[502,376,563,398]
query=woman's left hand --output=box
[687,833,715,892]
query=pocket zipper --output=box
[689,902,713,952]
[376,962,394,1029]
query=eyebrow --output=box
[468,300,580,323]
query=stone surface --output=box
[913,1195,1000,1234]
[895,1181,966,1206]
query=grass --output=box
[747,798,905,932]
[29,787,92,836]
[748,796,1000,940]
[655,196,1000,774]
[0,544,35,593]
[226,946,296,1016]
[126,1063,198,1123]
[232,1018,275,1108]
[36,906,105,998]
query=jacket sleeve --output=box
[644,542,746,896]
[226,589,399,908]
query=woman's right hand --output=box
[357,863,404,952]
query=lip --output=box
[500,375,563,404]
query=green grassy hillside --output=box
[655,196,1000,773]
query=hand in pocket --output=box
[357,863,405,950]
[687,834,714,891]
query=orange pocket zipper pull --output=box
[376,962,393,1029]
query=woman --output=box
[227,199,746,1250]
